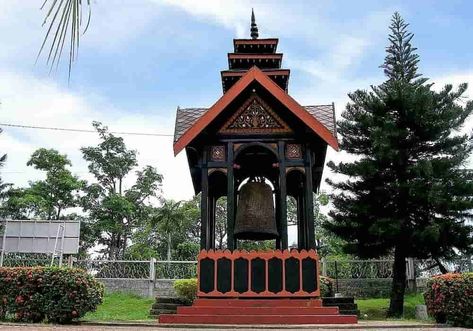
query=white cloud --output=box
[0,70,194,202]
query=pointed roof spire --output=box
[250,8,259,39]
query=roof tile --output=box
[173,104,336,143]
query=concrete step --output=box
[323,297,355,304]
[323,302,357,310]
[149,309,177,317]
[193,298,322,307]
[152,302,181,310]
[340,309,360,316]
[154,297,187,304]
[159,313,358,324]
[177,306,339,315]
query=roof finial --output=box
[250,8,259,39]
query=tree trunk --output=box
[387,245,407,317]
[167,232,172,261]
[435,258,449,274]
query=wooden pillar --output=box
[296,194,305,250]
[208,196,216,249]
[226,142,236,250]
[278,142,288,249]
[275,189,281,249]
[304,146,315,249]
[200,151,209,250]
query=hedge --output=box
[424,272,473,327]
[174,276,333,303]
[0,267,104,324]
[174,278,197,304]
[320,276,334,297]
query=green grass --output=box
[356,293,426,320]
[82,292,154,321]
[83,291,427,322]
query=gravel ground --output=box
[0,322,469,331]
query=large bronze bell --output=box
[234,179,279,240]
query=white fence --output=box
[1,253,470,281]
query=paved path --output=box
[0,322,468,331]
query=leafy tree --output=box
[1,149,84,220]
[287,193,345,256]
[81,122,163,259]
[326,12,473,317]
[313,193,347,257]
[175,241,200,261]
[26,148,85,220]
[179,195,228,249]
[0,149,8,199]
[152,200,185,261]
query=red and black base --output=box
[159,249,358,325]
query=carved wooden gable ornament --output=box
[219,95,292,135]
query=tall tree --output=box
[81,122,163,259]
[326,12,473,317]
[1,148,84,220]
[26,148,85,220]
[152,200,185,261]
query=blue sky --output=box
[0,0,472,204]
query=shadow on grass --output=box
[356,293,430,321]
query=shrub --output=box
[424,272,473,327]
[174,278,197,303]
[320,276,334,297]
[0,267,104,324]
[173,276,333,301]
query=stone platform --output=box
[158,298,358,325]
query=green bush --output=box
[0,267,104,324]
[320,276,334,297]
[174,278,197,303]
[424,272,473,327]
[173,276,333,301]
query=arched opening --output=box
[233,144,279,250]
[207,170,227,250]
[286,169,307,250]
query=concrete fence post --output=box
[406,258,417,292]
[67,255,76,268]
[321,257,327,277]
[148,258,156,298]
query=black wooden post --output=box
[278,142,288,249]
[226,142,235,250]
[296,194,305,250]
[304,146,315,249]
[200,151,209,250]
[275,188,281,249]
[208,196,216,249]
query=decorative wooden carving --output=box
[219,95,292,135]
[210,145,225,161]
[197,249,320,298]
[286,144,302,159]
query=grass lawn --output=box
[357,293,426,320]
[82,292,155,321]
[83,291,427,322]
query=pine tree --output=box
[326,12,473,317]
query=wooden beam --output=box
[200,151,209,250]
[304,146,315,249]
[278,141,288,249]
[209,196,216,250]
[226,142,235,250]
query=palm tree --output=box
[0,128,8,198]
[153,200,185,261]
[38,0,91,78]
